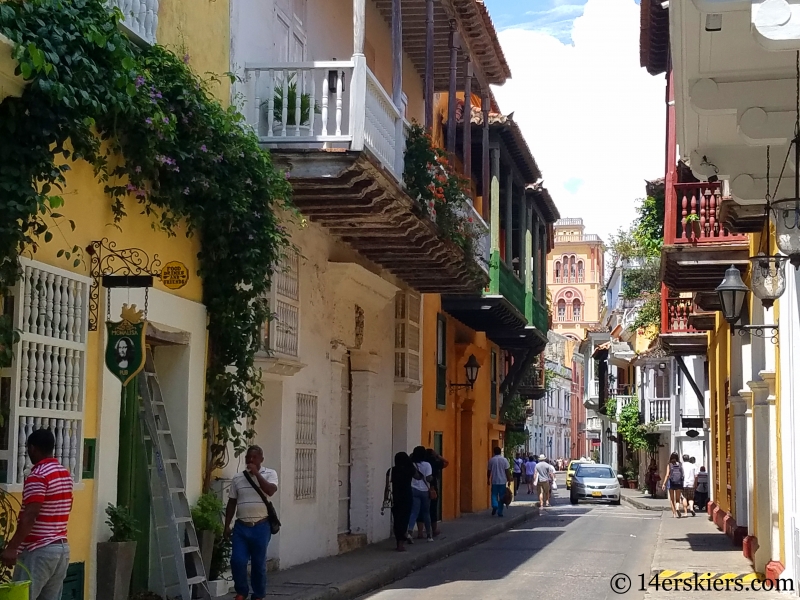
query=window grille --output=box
[435,314,446,408]
[263,252,300,358]
[0,259,89,486]
[294,393,317,500]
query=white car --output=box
[569,463,622,505]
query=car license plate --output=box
[591,491,602,498]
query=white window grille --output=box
[262,252,300,358]
[108,0,159,46]
[394,291,421,385]
[0,259,89,486]
[294,393,317,500]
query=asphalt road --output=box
[360,474,661,600]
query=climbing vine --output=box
[404,123,485,270]
[0,0,295,483]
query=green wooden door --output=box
[433,432,443,522]
[117,379,151,594]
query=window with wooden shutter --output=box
[262,251,300,359]
[0,259,89,487]
[490,350,498,418]
[394,292,421,389]
[436,314,446,408]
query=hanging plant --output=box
[0,0,296,487]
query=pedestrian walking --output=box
[384,452,414,551]
[487,447,510,517]
[407,446,434,542]
[694,466,709,514]
[513,453,523,495]
[661,452,686,518]
[224,445,279,600]
[524,455,537,495]
[681,454,697,516]
[415,448,448,538]
[534,454,554,507]
[0,428,73,600]
[646,458,659,498]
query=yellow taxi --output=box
[567,459,590,489]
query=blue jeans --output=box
[231,520,272,598]
[491,484,507,516]
[407,488,432,536]
[14,540,69,600]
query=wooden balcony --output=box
[662,182,749,292]
[243,61,486,294]
[660,292,711,355]
[518,355,546,400]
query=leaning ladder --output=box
[138,350,207,600]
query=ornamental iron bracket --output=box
[732,324,779,344]
[86,239,162,331]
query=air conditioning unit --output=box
[394,291,421,392]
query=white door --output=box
[275,0,307,62]
[338,353,352,535]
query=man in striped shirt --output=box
[1,428,73,600]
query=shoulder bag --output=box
[415,463,437,500]
[243,470,281,535]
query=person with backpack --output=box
[407,446,434,542]
[383,452,414,551]
[661,452,687,518]
[694,465,709,515]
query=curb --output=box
[301,506,540,600]
[622,494,670,512]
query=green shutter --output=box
[60,563,84,600]
[436,315,447,409]
[81,439,96,480]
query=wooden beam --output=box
[463,60,472,181]
[505,171,513,269]
[482,91,490,221]
[425,0,434,129]
[447,21,459,153]
[491,148,501,256]
[391,0,402,107]
[354,0,365,55]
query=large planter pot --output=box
[199,530,215,578]
[627,480,638,489]
[96,541,137,600]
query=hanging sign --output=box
[105,304,147,387]
[160,261,190,290]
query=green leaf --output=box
[44,231,52,243]
[73,259,81,268]
[20,62,32,79]
[57,249,64,258]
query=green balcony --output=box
[496,257,526,317]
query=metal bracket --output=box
[733,324,779,344]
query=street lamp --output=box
[605,427,612,441]
[715,264,778,341]
[448,354,481,393]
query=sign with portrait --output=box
[105,305,147,387]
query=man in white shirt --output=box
[224,446,279,600]
[681,454,698,516]
[487,447,510,517]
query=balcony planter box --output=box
[96,540,136,600]
[208,579,230,597]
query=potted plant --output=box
[684,213,701,238]
[263,75,319,134]
[97,504,139,600]
[623,466,638,489]
[191,493,223,583]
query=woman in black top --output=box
[384,452,414,551]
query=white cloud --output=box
[491,0,665,242]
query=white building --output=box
[543,332,572,462]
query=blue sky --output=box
[485,0,639,44]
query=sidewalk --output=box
[651,509,755,576]
[621,488,671,511]
[222,499,539,600]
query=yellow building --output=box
[547,218,605,341]
[0,1,234,597]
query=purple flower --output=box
[145,117,153,125]
[163,117,170,124]
[183,187,190,195]
[284,171,290,179]
[200,144,208,152]
[126,183,137,191]
[213,154,223,163]
[135,75,145,88]
[183,54,190,64]
[135,166,142,173]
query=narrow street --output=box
[361,475,661,600]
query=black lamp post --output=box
[715,264,778,341]
[449,354,481,392]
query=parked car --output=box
[569,463,621,505]
[566,459,592,489]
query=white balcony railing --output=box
[244,59,407,182]
[109,0,159,45]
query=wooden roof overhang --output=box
[270,149,487,294]
[660,332,709,356]
[639,0,669,76]
[373,0,510,95]
[441,294,547,353]
[694,291,722,312]
[719,198,768,234]
[687,311,716,332]
[661,244,750,292]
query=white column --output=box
[350,0,367,151]
[760,371,781,564]
[749,379,772,572]
[730,395,748,526]
[741,390,755,537]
